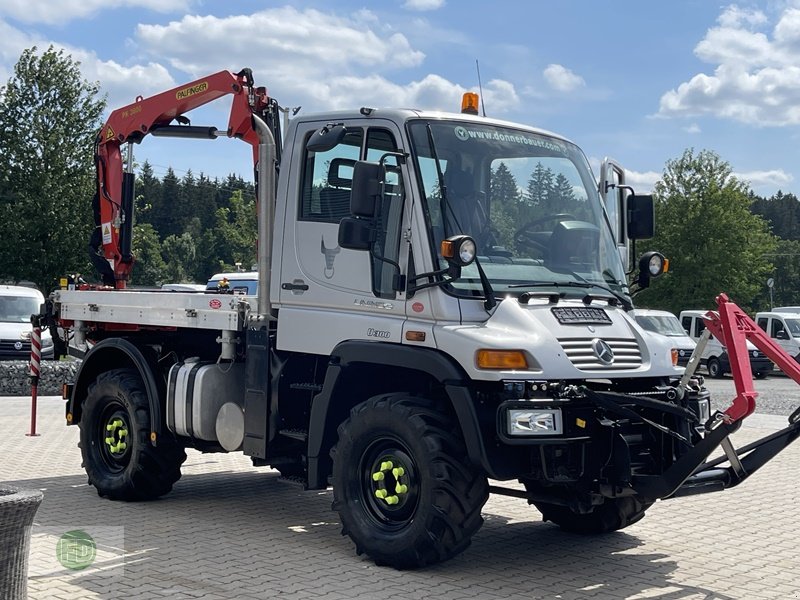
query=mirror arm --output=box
[408,266,458,293]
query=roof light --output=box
[461,92,479,115]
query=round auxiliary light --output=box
[441,235,477,267]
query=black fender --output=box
[68,338,164,446]
[306,340,490,489]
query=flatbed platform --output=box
[54,289,254,331]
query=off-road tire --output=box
[331,394,489,569]
[79,368,186,500]
[533,496,650,534]
[707,357,723,378]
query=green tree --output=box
[490,162,521,248]
[0,46,106,291]
[130,223,166,286]
[759,239,800,308]
[636,149,777,315]
[161,232,196,283]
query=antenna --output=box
[475,59,487,117]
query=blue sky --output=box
[1,0,799,196]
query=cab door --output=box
[276,119,410,355]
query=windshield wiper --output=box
[510,280,632,311]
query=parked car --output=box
[679,310,772,378]
[0,285,53,360]
[755,311,800,364]
[632,309,696,367]
[205,272,258,295]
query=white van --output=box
[205,272,258,295]
[632,309,696,367]
[679,310,773,379]
[755,311,800,363]
[774,306,800,314]
[0,285,53,360]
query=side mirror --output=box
[628,194,655,240]
[338,217,376,251]
[776,329,789,340]
[306,124,347,153]
[350,161,383,217]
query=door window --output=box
[300,129,363,223]
[757,318,768,332]
[771,319,786,338]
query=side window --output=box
[757,318,768,332]
[771,319,785,338]
[681,316,692,335]
[695,318,706,338]
[300,129,363,222]
[366,128,403,298]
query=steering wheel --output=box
[514,213,576,253]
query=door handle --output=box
[281,282,309,291]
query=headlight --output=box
[507,408,562,436]
[441,235,476,267]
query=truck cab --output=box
[755,311,800,364]
[680,310,773,378]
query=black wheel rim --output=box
[360,437,419,530]
[97,401,131,473]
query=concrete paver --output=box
[2,395,799,599]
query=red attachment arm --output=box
[703,293,800,422]
[95,70,270,287]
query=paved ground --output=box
[2,392,799,600]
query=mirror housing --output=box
[628,194,655,240]
[776,329,789,340]
[306,124,347,153]
[338,217,376,251]
[350,161,383,217]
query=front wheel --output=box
[79,368,186,500]
[754,371,768,379]
[533,497,651,534]
[707,357,723,378]
[331,394,489,569]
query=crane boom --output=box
[92,68,280,288]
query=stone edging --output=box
[0,361,80,396]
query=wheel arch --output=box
[306,340,489,489]
[69,338,164,445]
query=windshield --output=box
[0,295,39,323]
[786,318,800,338]
[408,120,627,300]
[636,314,686,337]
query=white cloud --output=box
[134,8,519,115]
[658,5,800,125]
[0,0,190,25]
[733,168,793,189]
[684,123,701,134]
[0,19,174,109]
[625,169,662,194]
[403,0,446,10]
[542,64,585,93]
[136,8,424,77]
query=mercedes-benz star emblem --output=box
[591,338,614,365]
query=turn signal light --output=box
[476,349,528,370]
[671,348,678,366]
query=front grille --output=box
[558,338,642,370]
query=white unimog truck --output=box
[40,69,800,569]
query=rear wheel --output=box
[754,371,768,379]
[707,357,723,378]
[80,368,186,500]
[533,496,650,534]
[331,394,489,569]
